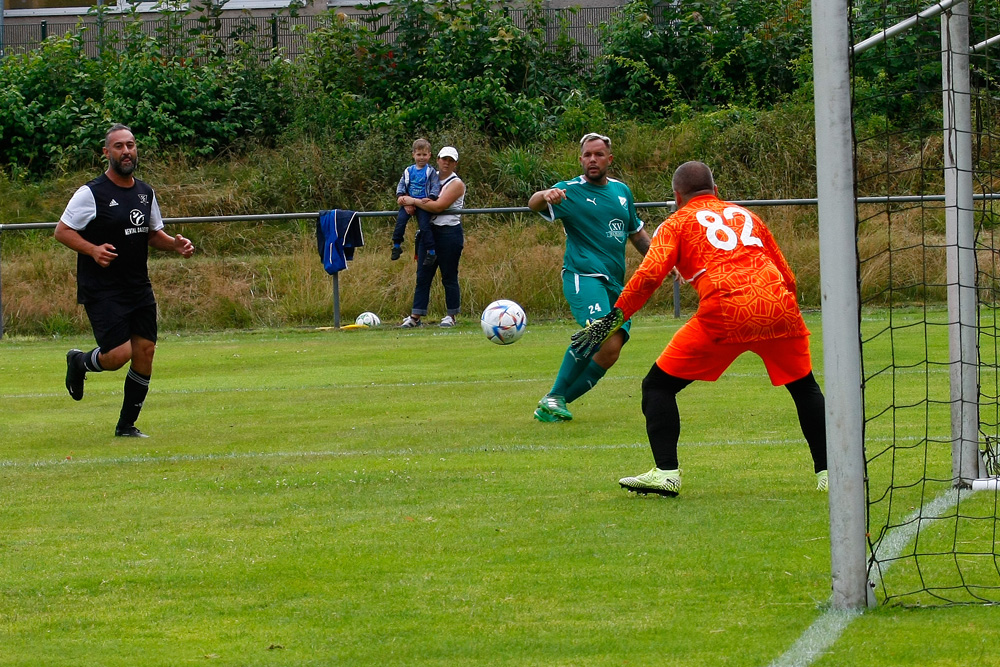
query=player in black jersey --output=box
[54,124,195,438]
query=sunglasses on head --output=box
[579,133,611,147]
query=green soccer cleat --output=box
[535,394,572,421]
[533,407,562,422]
[816,470,829,492]
[619,467,681,497]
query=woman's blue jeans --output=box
[412,224,463,316]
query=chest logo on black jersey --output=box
[139,194,149,204]
[109,199,119,207]
[129,209,145,226]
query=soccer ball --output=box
[355,311,381,327]
[481,300,527,345]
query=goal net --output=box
[850,0,1000,605]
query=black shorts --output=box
[84,297,158,353]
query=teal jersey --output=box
[539,176,643,291]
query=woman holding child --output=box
[398,146,466,329]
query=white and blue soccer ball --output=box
[481,299,527,345]
[355,311,381,327]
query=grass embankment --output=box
[0,107,948,335]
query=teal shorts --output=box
[561,271,632,340]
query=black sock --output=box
[118,367,150,428]
[82,348,104,373]
[785,372,828,473]
[641,365,693,471]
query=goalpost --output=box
[815,0,1000,608]
[812,0,869,610]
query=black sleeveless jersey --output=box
[68,174,159,304]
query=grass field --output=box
[2,312,999,666]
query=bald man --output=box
[55,123,195,438]
[572,161,827,496]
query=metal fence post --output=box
[0,230,5,340]
[41,20,47,41]
[669,202,681,318]
[271,13,278,50]
[332,272,341,328]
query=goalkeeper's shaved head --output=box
[671,161,716,198]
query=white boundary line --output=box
[0,370,779,400]
[0,434,931,471]
[3,366,955,402]
[767,489,960,667]
[2,438,817,470]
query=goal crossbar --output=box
[852,0,964,56]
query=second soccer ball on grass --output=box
[355,312,381,327]
[481,300,527,345]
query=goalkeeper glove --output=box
[570,307,624,357]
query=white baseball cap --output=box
[438,146,459,161]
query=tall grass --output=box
[3,217,683,333]
[0,98,960,335]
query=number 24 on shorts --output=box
[696,206,763,251]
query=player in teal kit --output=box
[527,132,651,422]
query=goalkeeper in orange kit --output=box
[572,161,828,496]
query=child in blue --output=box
[392,138,441,266]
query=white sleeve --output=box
[538,203,557,222]
[150,193,164,232]
[60,186,97,230]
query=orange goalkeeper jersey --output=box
[616,194,808,344]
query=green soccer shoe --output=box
[619,467,682,497]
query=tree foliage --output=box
[291,0,584,143]
[5,0,969,177]
[594,0,812,117]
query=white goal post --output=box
[811,0,869,611]
[814,0,997,609]
[941,3,982,488]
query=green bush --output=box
[0,0,957,179]
[0,1,294,173]
[595,0,812,117]
[0,31,106,172]
[292,0,583,144]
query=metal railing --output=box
[0,197,785,341]
[5,194,999,338]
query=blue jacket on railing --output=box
[316,209,364,274]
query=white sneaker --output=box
[398,315,423,328]
[619,467,681,497]
[439,315,456,328]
